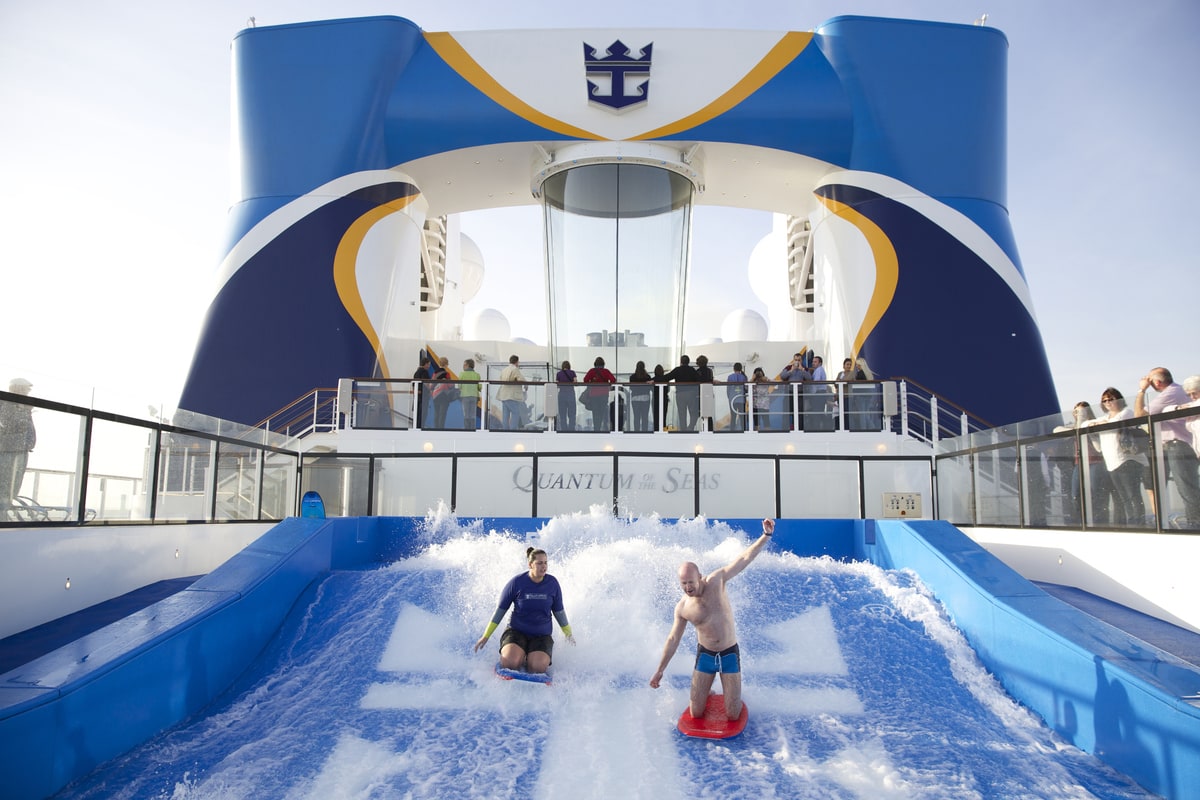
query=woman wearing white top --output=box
[1082,388,1148,526]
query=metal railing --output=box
[300,375,977,438]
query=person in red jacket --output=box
[583,357,616,432]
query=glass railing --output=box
[1,391,298,525]
[12,378,1189,531]
[936,405,1200,532]
[340,377,902,434]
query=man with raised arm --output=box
[649,518,775,720]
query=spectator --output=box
[810,356,827,382]
[628,361,654,432]
[430,356,456,429]
[1137,368,1200,528]
[583,357,616,432]
[652,364,670,431]
[1082,388,1148,526]
[412,355,431,428]
[1181,375,1200,456]
[780,352,810,430]
[750,367,775,431]
[696,355,714,430]
[460,358,481,431]
[555,361,577,432]
[0,378,36,512]
[665,355,701,431]
[726,363,748,432]
[497,355,526,431]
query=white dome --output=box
[747,228,788,303]
[721,309,769,341]
[466,308,510,341]
[459,233,484,302]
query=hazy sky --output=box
[1,0,1196,419]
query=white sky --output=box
[1,0,1196,420]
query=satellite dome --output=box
[459,234,484,302]
[721,309,768,341]
[466,308,510,341]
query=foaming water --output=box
[55,510,1152,799]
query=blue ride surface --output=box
[1,516,1197,799]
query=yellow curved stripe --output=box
[334,194,421,379]
[425,32,605,140]
[630,32,812,140]
[816,194,899,358]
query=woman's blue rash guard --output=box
[489,573,568,636]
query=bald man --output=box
[649,518,774,720]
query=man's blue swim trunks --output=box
[695,643,741,674]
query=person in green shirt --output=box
[460,358,481,430]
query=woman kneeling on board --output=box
[474,547,575,673]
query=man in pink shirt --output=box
[1136,367,1200,529]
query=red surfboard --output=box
[677,694,748,739]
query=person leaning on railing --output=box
[460,359,481,431]
[1136,368,1200,529]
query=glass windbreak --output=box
[214,442,263,521]
[156,431,215,521]
[86,417,153,522]
[261,450,298,520]
[484,363,550,432]
[543,163,692,377]
[972,446,1020,526]
[301,455,371,517]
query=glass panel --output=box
[1077,432,1114,528]
[86,418,152,522]
[543,163,692,377]
[300,455,370,517]
[800,384,838,432]
[157,431,214,521]
[973,447,1019,525]
[214,442,261,521]
[846,383,884,432]
[261,450,297,521]
[578,383,615,433]
[712,372,743,433]
[484,363,549,432]
[534,456,615,516]
[1020,440,1075,527]
[354,382,409,430]
[936,454,975,525]
[747,382,788,432]
[698,458,775,517]
[780,459,861,518]
[1078,424,1149,528]
[615,456,696,517]
[456,457,534,517]
[373,456,453,516]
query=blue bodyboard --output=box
[495,662,552,685]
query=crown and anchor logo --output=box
[583,40,653,110]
